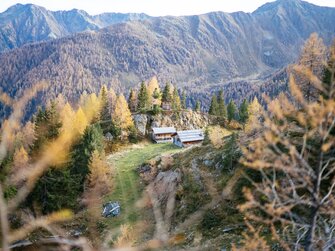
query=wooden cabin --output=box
[161,102,171,111]
[173,129,204,147]
[151,127,176,143]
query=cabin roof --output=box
[152,127,176,134]
[174,129,204,143]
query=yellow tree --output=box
[17,121,35,150]
[147,76,161,106]
[11,146,29,178]
[73,107,88,135]
[60,102,75,132]
[108,87,117,114]
[239,50,335,250]
[82,93,101,123]
[245,97,262,133]
[294,33,327,102]
[83,150,111,245]
[113,94,134,130]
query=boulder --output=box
[133,114,148,135]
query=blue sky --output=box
[0,0,335,16]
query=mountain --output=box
[0,0,334,119]
[0,3,150,52]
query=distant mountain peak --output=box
[254,0,306,14]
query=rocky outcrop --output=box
[133,110,213,136]
[132,114,148,135]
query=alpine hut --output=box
[173,129,204,147]
[151,127,176,143]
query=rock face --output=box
[132,110,212,136]
[133,114,148,135]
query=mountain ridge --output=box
[0,0,334,120]
[0,3,150,52]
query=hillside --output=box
[0,0,334,120]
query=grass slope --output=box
[105,143,181,227]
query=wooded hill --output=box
[0,0,334,120]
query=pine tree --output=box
[172,88,181,110]
[195,100,201,112]
[162,83,172,104]
[70,124,104,185]
[217,90,226,118]
[209,95,219,115]
[152,88,161,114]
[128,88,137,112]
[33,102,62,152]
[99,85,110,122]
[239,99,249,126]
[137,81,149,111]
[227,100,237,122]
[114,94,134,130]
[222,133,241,172]
[181,91,187,109]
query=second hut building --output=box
[173,129,204,147]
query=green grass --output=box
[104,143,181,228]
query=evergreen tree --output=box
[222,133,241,172]
[202,127,211,145]
[31,168,82,213]
[99,85,110,122]
[128,88,137,112]
[161,83,172,104]
[181,91,187,109]
[195,100,201,112]
[172,88,181,110]
[33,102,62,152]
[137,81,149,110]
[227,100,237,122]
[70,124,104,185]
[208,95,219,115]
[217,90,227,118]
[239,99,249,126]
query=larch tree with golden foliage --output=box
[238,41,335,251]
[244,96,262,133]
[113,94,134,130]
[82,150,111,246]
[73,107,88,135]
[147,76,161,106]
[293,32,327,102]
[10,146,29,186]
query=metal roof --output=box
[152,127,176,134]
[175,129,204,143]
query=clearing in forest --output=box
[105,143,181,227]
